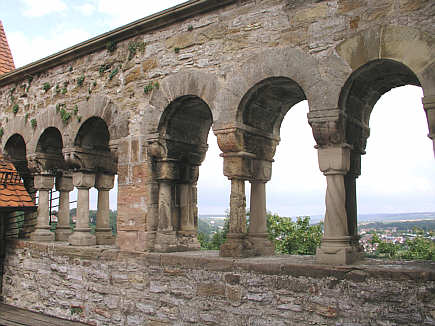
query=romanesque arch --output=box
[147,95,213,252]
[312,24,435,265]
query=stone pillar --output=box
[95,173,115,245]
[219,151,255,257]
[30,174,55,242]
[178,165,200,251]
[69,172,96,246]
[248,160,274,256]
[345,151,362,247]
[55,174,73,241]
[22,177,37,238]
[154,161,179,252]
[316,146,361,265]
[422,95,435,157]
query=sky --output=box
[2,0,434,217]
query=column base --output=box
[315,236,363,265]
[154,231,179,252]
[95,228,115,245]
[55,227,72,241]
[177,231,201,251]
[220,234,256,258]
[68,229,96,246]
[29,228,55,242]
[248,233,275,256]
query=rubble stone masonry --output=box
[2,240,435,325]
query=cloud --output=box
[74,3,96,16]
[95,0,186,28]
[8,27,92,67]
[21,0,68,17]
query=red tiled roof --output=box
[0,154,36,211]
[0,20,15,75]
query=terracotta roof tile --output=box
[0,20,15,75]
[0,154,36,210]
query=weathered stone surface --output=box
[2,241,435,326]
[0,0,433,268]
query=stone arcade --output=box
[0,1,434,324]
[1,0,434,263]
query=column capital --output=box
[222,152,255,180]
[252,159,272,182]
[95,173,115,190]
[317,145,351,175]
[72,171,95,189]
[156,160,179,181]
[33,174,54,190]
[55,174,74,192]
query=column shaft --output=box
[30,175,54,242]
[69,172,95,246]
[229,178,246,234]
[249,181,267,234]
[55,175,74,241]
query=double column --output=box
[316,146,362,265]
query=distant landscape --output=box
[199,211,435,224]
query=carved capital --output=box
[34,174,54,191]
[308,109,346,147]
[72,171,95,189]
[215,128,244,153]
[222,152,255,180]
[156,160,179,181]
[95,173,115,190]
[63,146,117,174]
[423,96,435,141]
[318,146,351,175]
[55,174,74,192]
[252,159,272,182]
[148,141,167,159]
[27,152,64,175]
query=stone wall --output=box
[2,240,435,326]
[0,0,433,257]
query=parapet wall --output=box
[2,240,435,326]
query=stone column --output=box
[178,165,200,250]
[69,172,96,246]
[248,160,274,256]
[219,151,255,257]
[22,177,37,238]
[316,146,361,265]
[30,174,55,242]
[55,174,74,241]
[154,161,179,252]
[422,95,435,157]
[95,173,115,245]
[345,151,362,247]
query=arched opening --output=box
[339,59,430,242]
[154,95,213,251]
[69,117,117,245]
[4,134,28,184]
[358,85,435,214]
[220,76,318,257]
[3,134,34,239]
[74,117,110,152]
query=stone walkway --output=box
[0,303,89,326]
